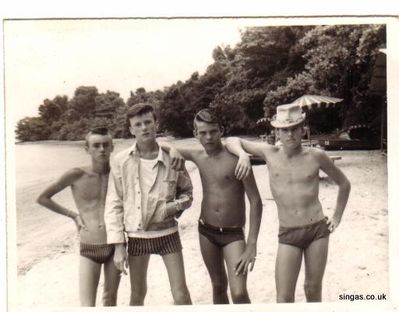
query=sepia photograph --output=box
[3,14,398,311]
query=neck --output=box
[92,161,110,174]
[205,143,224,157]
[283,144,302,158]
[136,140,159,158]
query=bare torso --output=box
[193,148,246,228]
[265,146,325,227]
[70,167,109,244]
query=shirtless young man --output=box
[225,103,351,302]
[37,127,120,306]
[163,109,263,304]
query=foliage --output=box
[16,24,386,141]
[15,117,50,141]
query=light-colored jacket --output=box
[105,143,193,243]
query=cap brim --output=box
[270,117,306,129]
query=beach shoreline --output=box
[13,141,388,306]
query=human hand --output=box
[234,153,251,181]
[114,244,128,275]
[72,214,87,232]
[234,244,257,275]
[165,202,179,218]
[326,215,341,233]
[169,148,185,171]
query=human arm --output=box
[104,160,129,273]
[164,166,194,219]
[235,170,263,275]
[36,168,86,232]
[316,150,351,232]
[159,142,196,170]
[224,137,269,180]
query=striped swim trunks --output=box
[80,243,115,264]
[127,231,182,256]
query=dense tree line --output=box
[16,24,386,142]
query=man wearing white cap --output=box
[225,103,351,302]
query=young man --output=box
[163,108,263,304]
[225,103,351,302]
[37,127,120,306]
[104,103,193,305]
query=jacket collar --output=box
[128,142,166,166]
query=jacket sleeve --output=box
[104,157,126,244]
[173,166,193,211]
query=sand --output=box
[13,147,388,308]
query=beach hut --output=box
[369,49,387,154]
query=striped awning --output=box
[256,117,268,124]
[257,94,344,124]
[291,95,343,109]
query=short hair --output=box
[85,127,112,147]
[193,108,220,130]
[126,103,157,121]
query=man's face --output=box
[194,121,223,152]
[86,134,113,162]
[129,112,157,143]
[277,123,305,148]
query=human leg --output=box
[223,240,250,304]
[303,236,329,302]
[162,251,192,305]
[275,244,303,302]
[79,256,102,306]
[199,233,229,304]
[127,255,150,306]
[102,257,121,306]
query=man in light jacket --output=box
[105,103,193,305]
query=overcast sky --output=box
[5,19,246,125]
[4,17,398,129]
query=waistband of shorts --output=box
[198,219,243,233]
[279,216,328,230]
[80,242,114,248]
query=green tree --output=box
[15,117,50,142]
[263,24,385,133]
[38,95,69,123]
[68,86,99,118]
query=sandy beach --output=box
[12,140,388,308]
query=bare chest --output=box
[196,155,238,186]
[72,174,109,202]
[268,154,319,184]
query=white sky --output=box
[4,19,246,125]
[4,17,398,128]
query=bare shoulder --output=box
[306,147,331,164]
[266,144,280,153]
[63,167,87,182]
[223,147,240,159]
[264,144,281,157]
[194,148,212,160]
[40,167,85,194]
[307,147,327,158]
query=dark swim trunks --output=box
[198,219,245,247]
[127,231,182,256]
[80,243,115,264]
[278,217,330,249]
